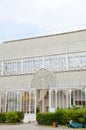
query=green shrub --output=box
[37,112,56,125]
[55,109,72,125]
[37,108,86,125]
[71,108,86,123]
[6,112,18,123]
[16,111,24,123]
[0,113,6,123]
[36,107,40,115]
[78,117,84,123]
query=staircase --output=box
[23,113,36,123]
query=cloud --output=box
[0,0,86,26]
[0,0,86,42]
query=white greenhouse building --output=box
[0,29,86,121]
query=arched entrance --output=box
[31,68,57,113]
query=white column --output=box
[17,91,19,111]
[42,96,44,112]
[58,91,60,108]
[34,90,36,114]
[29,90,31,113]
[0,92,1,112]
[20,91,22,111]
[49,89,51,112]
[55,90,57,109]
[5,91,7,112]
[81,89,83,106]
[65,90,68,108]
[62,90,64,108]
[73,90,75,105]
[69,89,71,107]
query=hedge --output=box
[37,108,86,125]
[0,113,6,123]
[6,112,18,123]
[37,112,57,125]
[0,111,24,123]
[16,111,24,123]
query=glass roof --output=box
[31,68,56,89]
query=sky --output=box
[0,0,86,43]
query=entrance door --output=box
[36,89,49,112]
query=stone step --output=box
[23,113,36,123]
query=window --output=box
[23,57,42,73]
[3,60,21,75]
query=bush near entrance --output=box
[0,111,24,123]
[6,112,18,123]
[36,108,86,125]
[0,113,6,123]
[36,112,56,125]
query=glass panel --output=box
[3,60,21,75]
[31,68,56,89]
[2,52,86,75]
[71,89,86,107]
[51,90,55,108]
[0,92,4,112]
[23,57,42,73]
[68,54,80,70]
[7,91,17,111]
[80,53,86,69]
[30,90,35,113]
[68,52,86,70]
[44,55,66,71]
[22,91,29,112]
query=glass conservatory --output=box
[0,29,86,122]
[0,52,86,114]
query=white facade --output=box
[0,29,86,119]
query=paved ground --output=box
[0,122,85,130]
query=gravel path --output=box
[0,122,85,130]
